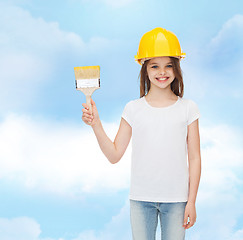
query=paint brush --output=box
[74,66,100,114]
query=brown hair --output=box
[138,57,184,98]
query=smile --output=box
[156,77,169,82]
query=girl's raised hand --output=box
[82,98,100,127]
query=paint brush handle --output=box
[86,95,92,114]
[78,87,99,114]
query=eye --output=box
[151,65,158,68]
[167,64,173,68]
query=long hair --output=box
[138,57,184,98]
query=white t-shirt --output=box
[121,95,200,202]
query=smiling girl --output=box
[82,27,201,240]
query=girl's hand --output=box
[82,98,100,127]
[183,201,197,229]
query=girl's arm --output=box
[82,98,132,164]
[187,119,201,204]
[183,119,201,229]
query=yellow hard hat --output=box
[134,27,186,65]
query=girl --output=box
[81,27,201,240]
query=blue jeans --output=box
[130,199,187,240]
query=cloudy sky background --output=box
[0,0,243,239]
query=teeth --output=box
[157,77,168,80]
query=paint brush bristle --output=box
[74,66,100,89]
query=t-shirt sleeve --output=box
[121,101,133,127]
[187,100,200,125]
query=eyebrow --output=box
[149,61,172,65]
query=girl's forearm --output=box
[188,157,201,204]
[91,120,118,164]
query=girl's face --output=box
[146,57,175,90]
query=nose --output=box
[159,68,166,76]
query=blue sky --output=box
[0,0,243,239]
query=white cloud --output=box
[231,229,243,240]
[206,14,243,73]
[73,199,132,240]
[0,208,132,240]
[0,217,41,240]
[0,217,66,240]
[209,14,243,48]
[183,14,243,100]
[0,113,131,196]
[0,2,118,113]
